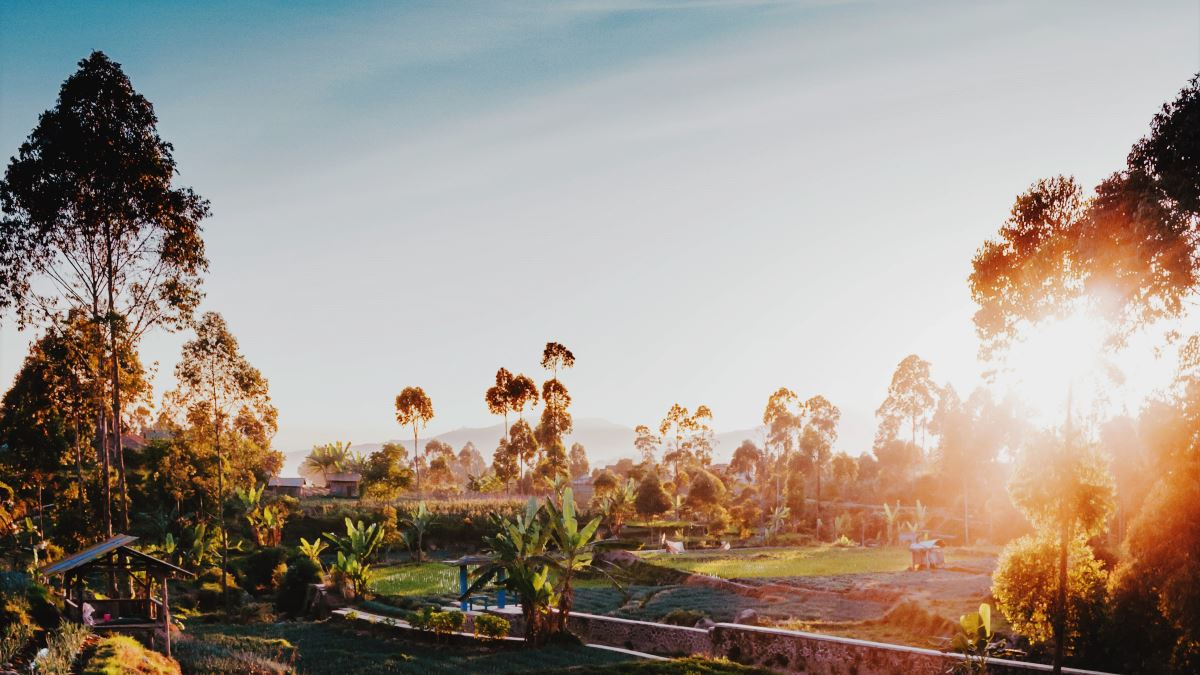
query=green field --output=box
[639,545,913,579]
[370,562,461,596]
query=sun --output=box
[996,312,1111,423]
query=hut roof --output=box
[41,534,193,578]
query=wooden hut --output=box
[909,538,945,570]
[41,534,194,656]
[325,472,361,498]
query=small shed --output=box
[909,539,945,570]
[267,476,311,498]
[41,534,194,656]
[325,472,361,498]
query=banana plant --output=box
[544,487,603,631]
[399,501,436,563]
[765,505,790,544]
[298,537,328,569]
[323,517,384,564]
[882,501,900,546]
[949,603,1002,674]
[333,551,371,599]
[462,497,557,645]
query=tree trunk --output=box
[214,402,229,617]
[412,426,421,493]
[98,406,113,539]
[1053,518,1069,674]
[74,421,87,509]
[963,482,970,545]
[106,254,129,533]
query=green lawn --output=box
[639,545,913,578]
[178,619,636,674]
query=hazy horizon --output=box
[2,0,1197,457]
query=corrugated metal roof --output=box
[41,534,139,576]
[268,477,307,487]
[326,472,361,482]
[40,534,194,578]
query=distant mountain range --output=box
[280,417,765,476]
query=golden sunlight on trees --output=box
[875,355,937,456]
[166,311,277,613]
[394,386,434,491]
[0,52,209,538]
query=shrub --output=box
[833,534,856,548]
[274,555,321,616]
[0,620,33,668]
[82,635,180,675]
[429,609,465,636]
[237,547,288,595]
[662,608,708,627]
[197,579,247,611]
[35,621,90,675]
[473,613,510,641]
[992,534,1108,656]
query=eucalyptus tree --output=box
[633,424,660,465]
[799,395,840,523]
[168,311,275,613]
[540,341,575,381]
[485,368,515,438]
[762,388,803,502]
[0,52,209,536]
[394,386,434,491]
[568,442,589,479]
[876,355,937,457]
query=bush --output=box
[0,620,33,668]
[274,556,321,616]
[473,613,510,641]
[992,534,1108,656]
[0,571,60,631]
[661,608,708,627]
[82,635,180,675]
[197,579,248,612]
[237,547,288,595]
[35,621,90,675]
[429,609,465,636]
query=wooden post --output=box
[459,564,469,611]
[161,572,171,658]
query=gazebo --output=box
[41,534,194,656]
[445,554,506,611]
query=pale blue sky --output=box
[1,1,1198,456]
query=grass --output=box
[370,562,460,596]
[640,544,913,578]
[179,619,636,674]
[81,635,180,675]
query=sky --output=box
[1,0,1198,458]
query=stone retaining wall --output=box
[497,609,1113,675]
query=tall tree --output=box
[876,355,937,457]
[167,311,275,614]
[0,52,209,536]
[762,388,802,502]
[540,341,575,382]
[800,395,840,523]
[633,424,660,466]
[394,386,434,492]
[535,344,574,489]
[485,368,515,438]
[568,442,589,479]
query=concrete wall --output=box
[498,609,1114,675]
